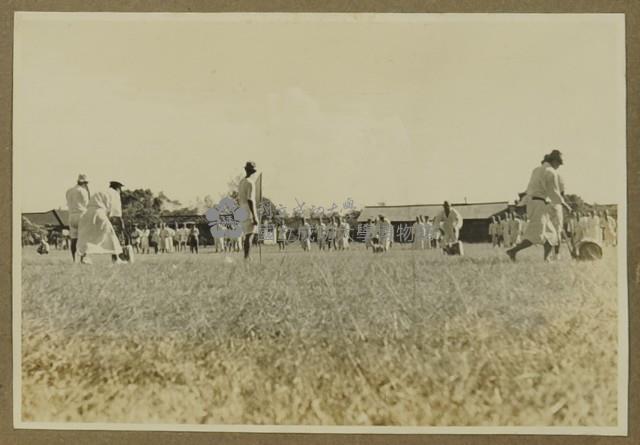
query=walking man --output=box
[65,174,90,262]
[506,150,572,261]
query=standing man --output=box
[600,210,617,247]
[411,216,425,250]
[316,218,327,250]
[107,181,127,263]
[500,214,511,248]
[298,217,312,251]
[506,150,572,262]
[509,212,523,247]
[238,161,259,260]
[65,174,90,262]
[378,214,393,252]
[434,201,463,249]
[336,216,350,250]
[424,216,433,249]
[326,217,337,250]
[130,224,142,254]
[489,216,497,246]
[107,181,126,259]
[277,220,289,251]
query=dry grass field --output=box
[20,243,619,426]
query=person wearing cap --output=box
[506,150,571,262]
[238,161,259,260]
[65,174,91,262]
[433,201,463,248]
[76,183,125,264]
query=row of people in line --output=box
[129,223,201,254]
[489,213,529,248]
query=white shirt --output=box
[525,162,565,206]
[65,184,90,215]
[108,188,122,218]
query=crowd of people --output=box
[44,154,616,265]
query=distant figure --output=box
[76,186,124,265]
[65,173,90,262]
[37,235,50,255]
[316,218,327,250]
[238,161,259,260]
[140,225,150,254]
[423,216,433,249]
[214,235,224,253]
[507,150,571,262]
[600,210,617,246]
[489,216,498,247]
[434,201,463,249]
[188,224,200,253]
[149,224,160,254]
[500,214,511,248]
[277,221,288,251]
[363,218,374,250]
[509,212,523,247]
[326,217,337,250]
[130,224,143,253]
[336,216,350,250]
[377,215,393,252]
[412,216,426,250]
[299,217,312,251]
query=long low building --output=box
[357,201,510,243]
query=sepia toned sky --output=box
[14,13,626,213]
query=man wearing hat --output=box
[237,161,259,260]
[108,181,127,259]
[65,174,90,262]
[506,150,572,262]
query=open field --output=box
[20,243,619,426]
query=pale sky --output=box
[13,13,626,213]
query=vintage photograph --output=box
[12,12,627,433]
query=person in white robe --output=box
[506,150,571,262]
[336,217,350,250]
[434,201,463,248]
[411,216,426,250]
[377,215,393,251]
[76,187,124,264]
[140,225,150,254]
[238,161,259,260]
[298,218,312,251]
[65,174,90,262]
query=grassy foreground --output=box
[20,243,619,426]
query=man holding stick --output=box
[506,150,572,262]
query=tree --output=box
[121,189,164,226]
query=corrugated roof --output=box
[358,202,509,222]
[22,211,64,227]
